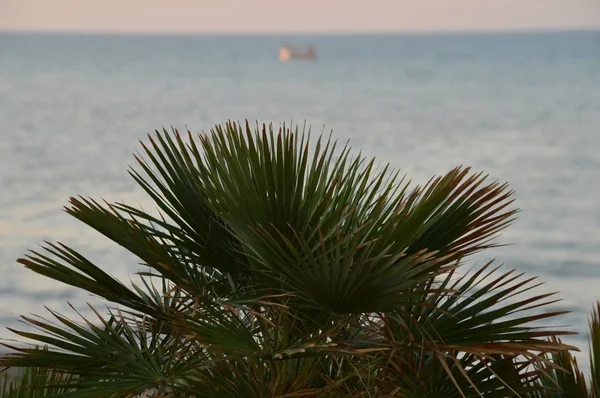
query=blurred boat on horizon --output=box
[278,44,316,62]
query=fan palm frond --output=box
[0,121,580,397]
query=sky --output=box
[1,0,599,34]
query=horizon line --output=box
[1,26,599,37]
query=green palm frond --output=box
[533,342,589,397]
[2,307,201,397]
[18,242,158,316]
[118,122,516,314]
[366,263,575,396]
[389,263,576,352]
[1,363,77,398]
[372,350,546,397]
[0,121,582,397]
[590,301,600,397]
[526,302,600,398]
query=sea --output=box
[0,31,599,373]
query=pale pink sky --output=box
[1,0,599,33]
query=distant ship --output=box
[278,45,316,62]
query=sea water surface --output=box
[1,31,599,370]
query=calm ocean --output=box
[1,31,599,370]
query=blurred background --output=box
[1,0,599,374]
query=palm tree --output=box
[528,301,600,397]
[0,121,584,397]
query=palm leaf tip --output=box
[589,300,600,397]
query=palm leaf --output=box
[590,301,600,397]
[385,263,576,353]
[376,263,577,397]
[373,350,545,397]
[2,306,207,397]
[125,122,516,314]
[1,363,77,398]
